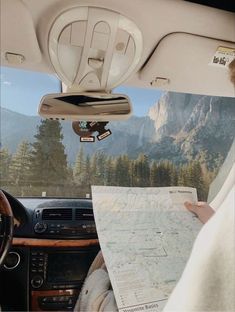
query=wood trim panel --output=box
[13,237,99,247]
[31,289,79,311]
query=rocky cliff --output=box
[1,92,234,166]
[147,92,235,166]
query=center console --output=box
[23,198,100,311]
[30,246,99,311]
[0,196,100,311]
[0,197,101,311]
[30,248,98,290]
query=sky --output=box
[0,66,162,117]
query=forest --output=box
[0,119,220,200]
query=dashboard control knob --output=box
[34,222,47,233]
[31,275,43,288]
[4,252,20,270]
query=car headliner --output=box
[1,0,235,97]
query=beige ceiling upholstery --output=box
[0,0,42,64]
[140,33,235,96]
[1,0,235,96]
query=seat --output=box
[74,251,117,311]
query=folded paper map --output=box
[92,186,202,312]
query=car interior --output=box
[0,0,235,311]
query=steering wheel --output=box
[0,190,14,267]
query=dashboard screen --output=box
[47,252,93,283]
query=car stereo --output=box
[32,205,97,239]
[30,247,99,290]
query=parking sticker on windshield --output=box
[80,136,95,142]
[210,46,235,68]
[97,129,112,141]
[72,121,112,142]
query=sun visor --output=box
[48,7,143,91]
[0,0,41,66]
[140,33,235,97]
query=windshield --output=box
[1,67,235,200]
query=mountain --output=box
[0,108,155,163]
[0,109,39,152]
[1,92,234,166]
[147,93,235,166]
[149,93,202,140]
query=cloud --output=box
[0,73,12,86]
[3,81,12,86]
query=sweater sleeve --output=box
[163,186,235,312]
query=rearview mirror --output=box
[38,92,132,121]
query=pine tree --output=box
[133,154,150,186]
[0,148,12,186]
[178,161,206,200]
[90,151,107,185]
[140,154,150,186]
[30,119,68,189]
[73,146,86,185]
[170,162,178,186]
[122,157,130,186]
[96,151,107,185]
[115,155,131,186]
[191,161,206,200]
[178,164,188,186]
[105,157,115,185]
[91,152,99,185]
[150,161,158,186]
[84,154,92,186]
[151,161,166,187]
[129,159,135,187]
[9,141,31,186]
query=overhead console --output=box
[48,6,143,91]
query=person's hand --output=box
[184,201,215,224]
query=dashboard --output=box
[0,191,100,311]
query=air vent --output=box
[75,208,94,221]
[42,208,72,220]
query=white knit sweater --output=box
[163,186,235,312]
